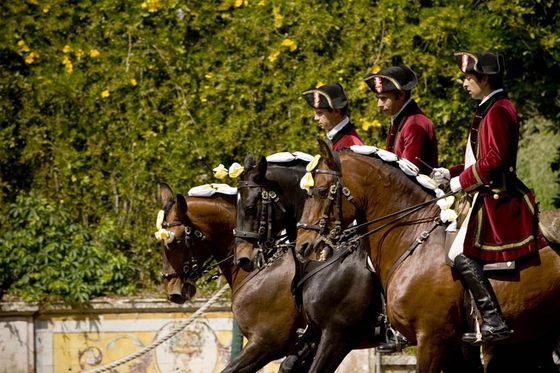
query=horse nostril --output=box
[237,257,255,272]
[168,293,186,304]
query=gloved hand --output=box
[450,176,462,193]
[431,167,450,186]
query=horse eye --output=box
[244,205,257,215]
[318,188,329,199]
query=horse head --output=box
[157,183,211,304]
[234,152,290,271]
[296,139,359,262]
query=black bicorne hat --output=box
[363,64,418,94]
[454,51,504,75]
[302,83,348,110]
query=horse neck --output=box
[341,153,440,273]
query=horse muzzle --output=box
[166,277,197,304]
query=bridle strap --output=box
[235,179,289,264]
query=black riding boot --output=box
[454,253,513,345]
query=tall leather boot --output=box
[454,253,513,345]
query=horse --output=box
[157,182,309,373]
[233,153,481,373]
[294,139,560,372]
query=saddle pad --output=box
[188,183,237,197]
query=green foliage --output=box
[0,0,559,302]
[0,192,136,302]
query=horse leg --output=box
[484,336,560,373]
[439,344,483,373]
[220,337,284,373]
[305,330,352,373]
[277,328,316,373]
[414,339,445,373]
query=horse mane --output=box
[337,147,435,197]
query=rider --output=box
[363,64,438,353]
[364,63,438,175]
[302,83,364,150]
[432,51,547,344]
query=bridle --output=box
[296,152,359,250]
[234,179,291,268]
[159,200,227,283]
[296,152,451,283]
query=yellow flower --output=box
[63,45,71,53]
[228,163,244,178]
[316,81,324,88]
[213,164,228,179]
[361,119,382,131]
[43,6,50,12]
[273,7,283,28]
[101,90,110,98]
[282,38,297,52]
[18,40,29,52]
[205,72,214,79]
[234,0,243,7]
[64,61,73,73]
[358,81,368,91]
[268,50,280,63]
[300,172,314,190]
[306,155,321,171]
[130,78,137,86]
[90,49,100,58]
[372,65,381,74]
[75,49,84,58]
[258,0,265,5]
[25,55,34,64]
[155,210,164,230]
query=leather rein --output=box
[296,154,452,284]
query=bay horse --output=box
[295,139,560,372]
[157,182,309,373]
[233,153,482,373]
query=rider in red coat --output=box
[302,83,363,151]
[433,51,547,345]
[363,64,438,175]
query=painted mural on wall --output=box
[35,311,282,373]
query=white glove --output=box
[431,167,450,186]
[450,176,462,193]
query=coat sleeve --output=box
[459,104,516,193]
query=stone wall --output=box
[0,296,416,373]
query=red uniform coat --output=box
[449,92,547,262]
[386,100,438,175]
[331,122,363,151]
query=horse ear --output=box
[176,193,188,215]
[317,139,337,170]
[244,152,257,170]
[256,156,268,181]
[160,182,174,205]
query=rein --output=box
[297,154,454,282]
